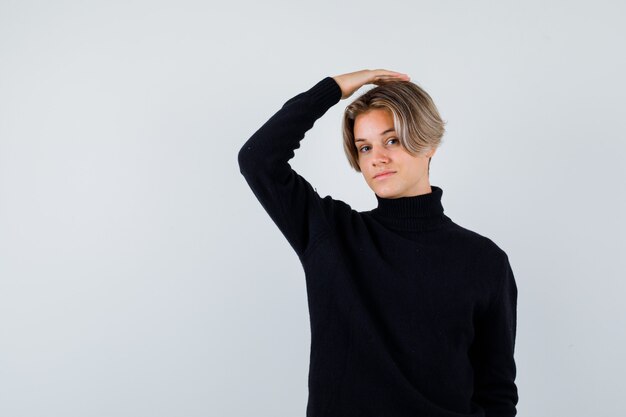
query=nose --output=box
[372,146,390,165]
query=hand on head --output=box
[331,69,411,100]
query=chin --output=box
[374,188,397,199]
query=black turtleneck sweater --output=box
[237,76,518,417]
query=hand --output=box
[331,69,411,100]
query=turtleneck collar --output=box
[369,185,452,232]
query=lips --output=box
[374,170,396,179]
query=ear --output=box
[427,146,438,158]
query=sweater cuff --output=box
[305,76,343,108]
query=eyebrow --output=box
[355,128,396,143]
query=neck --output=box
[370,185,451,232]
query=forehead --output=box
[354,109,395,141]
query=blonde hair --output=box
[341,80,446,173]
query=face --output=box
[354,108,436,198]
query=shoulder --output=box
[319,194,354,215]
[445,221,509,262]
[316,194,361,230]
[446,223,514,307]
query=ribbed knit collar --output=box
[369,185,452,231]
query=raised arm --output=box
[237,70,410,261]
[237,76,342,260]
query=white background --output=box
[1,0,625,416]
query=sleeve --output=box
[469,252,519,417]
[237,76,344,260]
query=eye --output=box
[358,138,398,153]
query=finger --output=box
[374,72,409,80]
[373,69,409,77]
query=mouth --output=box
[374,171,396,180]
